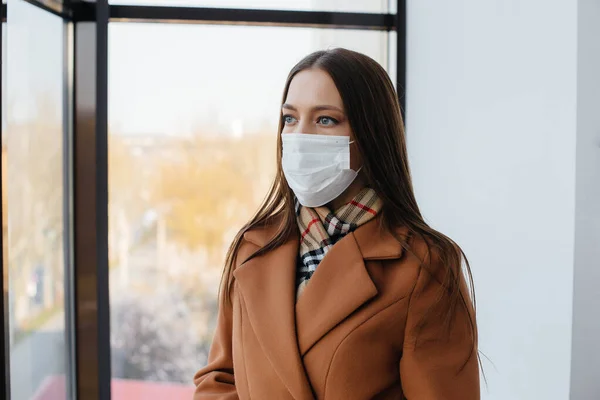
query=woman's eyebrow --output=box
[312,105,344,113]
[282,103,344,113]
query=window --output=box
[108,23,393,398]
[5,1,69,399]
[0,1,402,398]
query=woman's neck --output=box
[327,177,366,211]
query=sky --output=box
[5,0,394,137]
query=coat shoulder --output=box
[236,212,292,265]
[241,212,288,245]
[404,230,452,270]
[380,227,450,291]
[401,228,467,294]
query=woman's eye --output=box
[283,115,297,125]
[317,116,338,126]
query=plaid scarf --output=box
[295,187,383,298]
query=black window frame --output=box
[0,1,406,398]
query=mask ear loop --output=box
[348,140,363,173]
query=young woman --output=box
[193,48,480,399]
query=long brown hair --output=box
[221,48,476,363]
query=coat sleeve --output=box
[193,288,239,400]
[399,257,480,399]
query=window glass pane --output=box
[388,29,397,88]
[388,0,397,14]
[109,0,389,13]
[6,1,67,399]
[108,23,392,398]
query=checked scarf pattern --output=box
[295,187,383,299]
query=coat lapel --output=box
[295,217,409,356]
[233,228,314,400]
[232,215,411,393]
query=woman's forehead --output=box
[285,69,343,109]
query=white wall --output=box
[570,0,600,399]
[406,1,594,399]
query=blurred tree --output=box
[6,95,64,324]
[108,129,277,380]
[8,96,62,260]
[111,290,203,383]
[149,134,271,260]
[109,134,158,225]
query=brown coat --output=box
[193,217,480,399]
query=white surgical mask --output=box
[282,133,360,207]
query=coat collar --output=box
[233,214,409,398]
[242,214,408,261]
